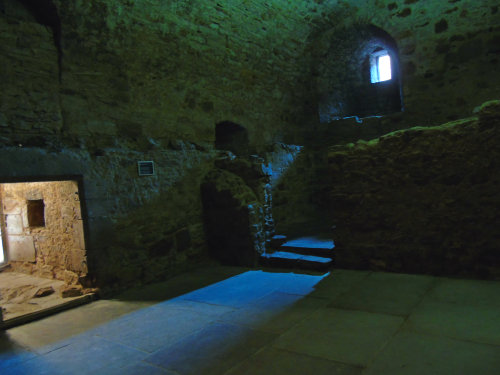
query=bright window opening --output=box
[378,54,392,81]
[370,51,392,83]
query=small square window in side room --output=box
[27,199,45,227]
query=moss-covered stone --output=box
[327,101,500,279]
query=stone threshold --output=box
[1,293,96,330]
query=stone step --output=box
[269,234,287,249]
[260,251,333,271]
[280,237,335,259]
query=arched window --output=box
[370,49,392,83]
[317,25,403,122]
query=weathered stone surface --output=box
[3,181,86,283]
[34,286,55,298]
[61,285,83,298]
[1,0,500,292]
[304,0,500,144]
[7,236,36,263]
[327,102,500,279]
[271,145,332,236]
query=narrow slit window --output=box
[370,51,392,83]
[378,54,392,81]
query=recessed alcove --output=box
[215,121,249,156]
[27,199,45,227]
[317,24,404,122]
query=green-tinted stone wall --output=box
[298,0,500,144]
[2,0,500,288]
[327,101,500,279]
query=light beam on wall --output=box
[0,227,4,263]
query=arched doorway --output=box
[215,121,250,157]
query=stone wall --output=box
[2,0,500,288]
[298,0,500,145]
[1,181,86,284]
[2,0,318,288]
[273,0,500,236]
[0,0,62,146]
[327,100,500,279]
[201,156,270,267]
[51,0,327,150]
[0,144,214,289]
[270,145,333,236]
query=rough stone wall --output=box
[273,0,500,236]
[270,145,333,236]
[2,0,499,288]
[0,1,62,145]
[300,0,500,144]
[1,0,343,288]
[1,181,86,284]
[0,145,213,288]
[2,0,321,288]
[52,0,328,149]
[201,156,269,267]
[327,100,500,279]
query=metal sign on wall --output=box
[137,161,155,176]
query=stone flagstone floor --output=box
[1,265,500,374]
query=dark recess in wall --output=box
[215,121,250,156]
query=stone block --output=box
[8,235,36,262]
[86,120,117,136]
[175,228,191,252]
[61,285,83,298]
[73,220,86,250]
[34,286,55,298]
[68,248,87,273]
[0,113,8,127]
[149,237,174,257]
[2,197,22,214]
[6,214,24,235]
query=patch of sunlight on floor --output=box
[1,270,329,374]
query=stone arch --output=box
[215,121,249,156]
[314,24,403,122]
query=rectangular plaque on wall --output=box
[137,161,155,176]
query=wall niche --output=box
[315,24,403,123]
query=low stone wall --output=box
[328,101,500,279]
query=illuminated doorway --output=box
[0,179,89,324]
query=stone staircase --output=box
[260,235,335,271]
